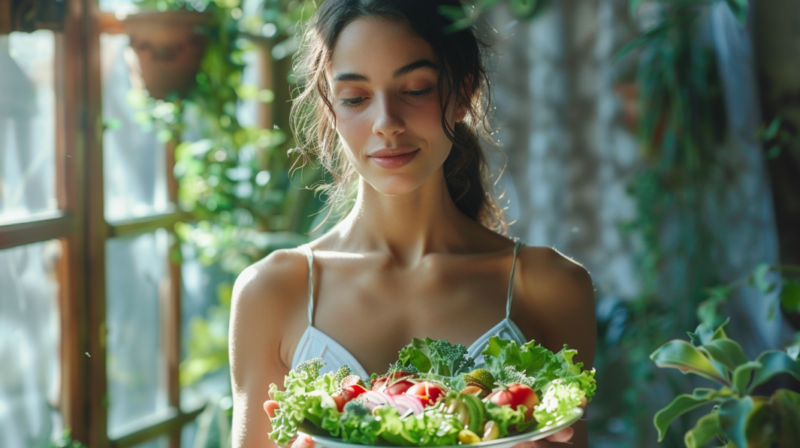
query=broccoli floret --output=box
[332,365,353,385]
[295,357,326,379]
[428,339,475,377]
[342,400,371,418]
[496,366,536,389]
[386,360,418,376]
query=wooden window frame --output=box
[0,2,285,446]
[0,1,205,447]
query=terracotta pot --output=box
[123,11,209,99]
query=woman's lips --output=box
[368,148,420,169]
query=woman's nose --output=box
[372,95,405,138]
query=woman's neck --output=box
[330,170,474,265]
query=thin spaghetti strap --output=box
[301,244,315,327]
[506,240,524,319]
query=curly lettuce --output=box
[481,337,596,401]
[533,379,586,426]
[374,405,463,446]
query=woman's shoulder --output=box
[516,245,594,298]
[231,247,310,325]
[513,245,596,363]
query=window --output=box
[0,1,266,446]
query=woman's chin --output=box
[367,176,425,197]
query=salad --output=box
[267,336,596,446]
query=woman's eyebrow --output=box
[393,59,439,78]
[332,59,439,83]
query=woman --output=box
[229,1,596,447]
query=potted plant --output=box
[123,8,209,99]
[651,318,800,447]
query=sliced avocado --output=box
[459,394,486,434]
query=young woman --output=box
[229,1,596,447]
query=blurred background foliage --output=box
[111,0,800,446]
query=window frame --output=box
[0,1,203,446]
[0,1,282,445]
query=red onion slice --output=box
[393,394,425,416]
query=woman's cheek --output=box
[335,110,372,160]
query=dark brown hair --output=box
[291,0,506,233]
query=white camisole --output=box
[290,240,528,380]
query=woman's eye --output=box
[340,97,365,107]
[406,88,433,98]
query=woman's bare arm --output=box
[229,250,307,448]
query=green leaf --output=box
[751,351,800,390]
[684,412,721,448]
[780,280,800,313]
[613,22,670,62]
[762,117,782,140]
[651,340,730,385]
[718,397,754,448]
[653,389,718,441]
[725,0,748,26]
[787,336,800,361]
[771,389,800,447]
[437,5,466,20]
[767,145,783,159]
[752,263,774,294]
[703,339,750,372]
[732,361,761,396]
[692,318,730,346]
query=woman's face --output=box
[329,17,465,196]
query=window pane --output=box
[180,243,235,416]
[0,32,58,223]
[106,230,170,433]
[180,420,197,448]
[0,240,62,447]
[132,436,169,448]
[101,32,169,222]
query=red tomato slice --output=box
[405,381,446,406]
[487,383,539,421]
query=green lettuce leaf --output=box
[533,379,586,426]
[482,337,596,400]
[485,401,537,436]
[374,405,463,446]
[322,401,383,445]
[268,389,341,444]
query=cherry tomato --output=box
[331,394,347,413]
[342,384,368,401]
[384,379,415,395]
[405,381,446,406]
[487,383,538,421]
[332,384,368,412]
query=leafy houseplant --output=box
[651,319,800,447]
[126,0,323,391]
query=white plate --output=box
[304,408,583,448]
